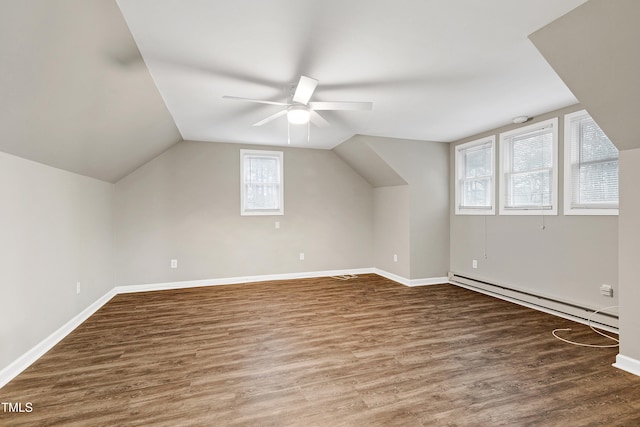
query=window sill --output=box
[564,208,618,216]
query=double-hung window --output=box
[499,118,558,215]
[455,136,495,215]
[240,149,284,215]
[564,110,618,215]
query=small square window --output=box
[240,149,284,216]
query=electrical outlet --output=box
[299,252,305,261]
[275,221,280,229]
[76,282,81,294]
[600,284,613,297]
[472,260,478,269]
[393,254,398,262]
[171,259,178,269]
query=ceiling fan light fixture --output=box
[287,105,310,124]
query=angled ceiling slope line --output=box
[333,135,407,188]
[530,0,640,151]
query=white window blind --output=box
[564,110,618,215]
[240,149,284,215]
[455,137,495,214]
[499,118,558,215]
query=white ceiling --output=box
[117,0,586,149]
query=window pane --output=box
[241,150,283,215]
[462,177,491,207]
[464,145,492,178]
[500,118,557,214]
[578,161,619,204]
[245,183,280,210]
[578,117,618,163]
[509,170,551,207]
[511,131,552,172]
[245,156,279,184]
[456,138,495,213]
[567,112,619,211]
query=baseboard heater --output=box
[448,273,618,331]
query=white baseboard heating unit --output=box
[448,273,618,332]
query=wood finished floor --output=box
[1,274,639,426]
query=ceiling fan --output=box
[222,75,373,128]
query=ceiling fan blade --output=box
[292,76,318,105]
[309,110,329,128]
[252,109,287,126]
[309,101,373,111]
[223,95,289,106]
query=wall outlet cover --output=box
[600,284,613,297]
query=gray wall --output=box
[364,136,450,280]
[373,186,410,278]
[114,141,374,285]
[0,152,113,371]
[619,149,640,359]
[530,0,640,365]
[449,105,618,309]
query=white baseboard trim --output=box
[373,268,448,287]
[374,268,410,285]
[0,267,375,389]
[0,288,118,390]
[408,277,450,287]
[613,354,640,377]
[115,268,375,294]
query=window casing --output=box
[564,110,618,215]
[455,137,495,215]
[499,118,558,215]
[240,149,284,216]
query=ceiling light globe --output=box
[287,105,310,124]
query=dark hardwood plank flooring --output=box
[1,274,639,426]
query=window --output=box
[564,110,618,215]
[240,149,284,215]
[499,118,558,215]
[455,136,495,215]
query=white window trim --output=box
[563,110,618,216]
[499,118,559,216]
[240,149,284,216]
[455,136,496,215]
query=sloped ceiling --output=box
[0,0,590,182]
[530,0,640,151]
[117,0,585,149]
[333,135,407,188]
[0,0,181,183]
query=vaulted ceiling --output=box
[0,0,181,182]
[0,0,587,182]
